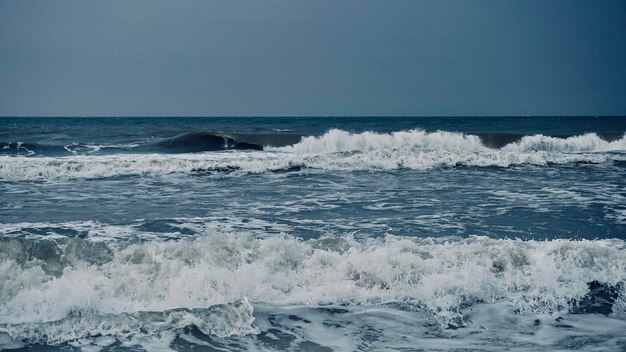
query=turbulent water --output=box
[1,116,625,351]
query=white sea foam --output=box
[1,300,256,348]
[273,129,626,153]
[0,130,624,180]
[272,129,486,153]
[503,133,626,153]
[1,234,624,347]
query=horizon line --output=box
[1,115,624,118]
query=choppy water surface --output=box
[1,116,625,351]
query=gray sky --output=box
[1,0,625,116]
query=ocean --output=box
[1,116,625,351]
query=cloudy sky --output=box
[1,0,625,116]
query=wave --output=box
[1,234,624,345]
[272,129,626,153]
[1,130,625,180]
[1,132,264,156]
[5,129,624,157]
[153,132,263,152]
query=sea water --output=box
[1,116,625,351]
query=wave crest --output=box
[274,129,626,154]
[273,129,486,153]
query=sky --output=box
[1,0,625,117]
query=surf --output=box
[1,130,625,181]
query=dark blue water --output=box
[1,116,625,351]
[2,116,626,147]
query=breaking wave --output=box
[272,129,626,153]
[0,130,625,180]
[1,233,624,347]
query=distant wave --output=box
[272,129,626,153]
[4,129,624,157]
[1,130,625,180]
[1,233,624,346]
